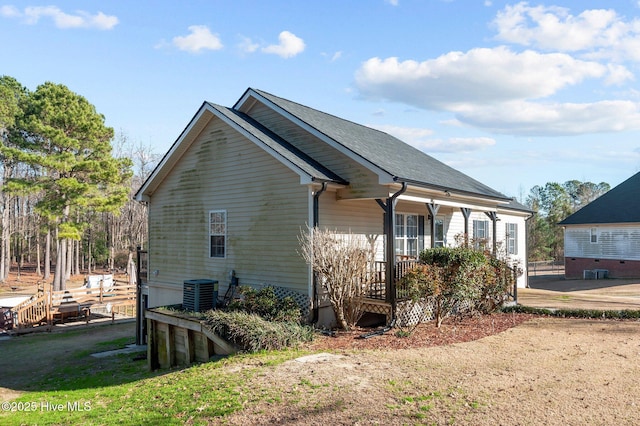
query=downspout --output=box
[311,182,328,324]
[387,182,408,321]
[312,182,328,228]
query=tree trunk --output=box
[35,231,41,276]
[0,164,13,282]
[59,238,67,290]
[44,228,51,280]
[65,238,72,281]
[53,237,61,291]
[127,251,135,285]
[87,236,92,275]
[74,238,79,275]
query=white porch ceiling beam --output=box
[395,194,498,213]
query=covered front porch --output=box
[352,183,521,326]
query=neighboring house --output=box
[559,171,640,279]
[135,88,532,326]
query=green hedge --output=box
[503,304,640,319]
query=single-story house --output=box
[135,88,532,326]
[559,171,640,279]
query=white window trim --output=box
[209,209,227,258]
[395,213,420,257]
[473,219,489,249]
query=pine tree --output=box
[1,82,132,290]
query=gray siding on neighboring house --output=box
[146,116,310,307]
[564,225,640,261]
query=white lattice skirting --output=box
[396,298,474,327]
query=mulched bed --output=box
[306,312,535,351]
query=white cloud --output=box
[238,36,259,54]
[3,5,118,29]
[262,31,305,58]
[457,100,640,136]
[321,51,343,62]
[492,2,640,61]
[355,47,611,110]
[370,124,433,143]
[355,4,640,138]
[172,25,223,53]
[413,137,496,153]
[370,124,494,153]
[385,0,399,6]
[0,5,19,18]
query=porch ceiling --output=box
[395,194,500,212]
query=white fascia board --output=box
[237,89,395,183]
[497,206,534,218]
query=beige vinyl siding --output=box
[147,116,310,307]
[445,210,465,247]
[565,224,640,261]
[245,102,386,199]
[318,195,386,260]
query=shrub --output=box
[400,247,515,328]
[228,286,302,323]
[401,248,487,327]
[299,227,375,330]
[477,256,513,314]
[503,305,640,319]
[204,310,314,352]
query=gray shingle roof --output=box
[246,88,510,201]
[208,103,347,184]
[559,171,640,225]
[500,198,534,214]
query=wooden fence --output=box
[9,280,136,331]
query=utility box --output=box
[183,279,218,312]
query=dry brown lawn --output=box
[2,270,639,425]
[221,316,640,425]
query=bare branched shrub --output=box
[299,226,375,330]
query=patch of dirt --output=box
[2,269,640,424]
[221,316,640,425]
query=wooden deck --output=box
[8,280,136,332]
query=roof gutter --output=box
[394,177,512,203]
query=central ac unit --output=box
[183,279,218,312]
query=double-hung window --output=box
[473,219,489,249]
[506,223,518,255]
[590,227,598,244]
[395,213,422,257]
[209,210,226,258]
[434,217,445,247]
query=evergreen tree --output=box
[1,82,132,290]
[0,76,29,281]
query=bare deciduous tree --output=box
[299,226,375,330]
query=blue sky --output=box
[2,1,640,200]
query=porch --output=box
[360,260,419,325]
[360,258,519,326]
